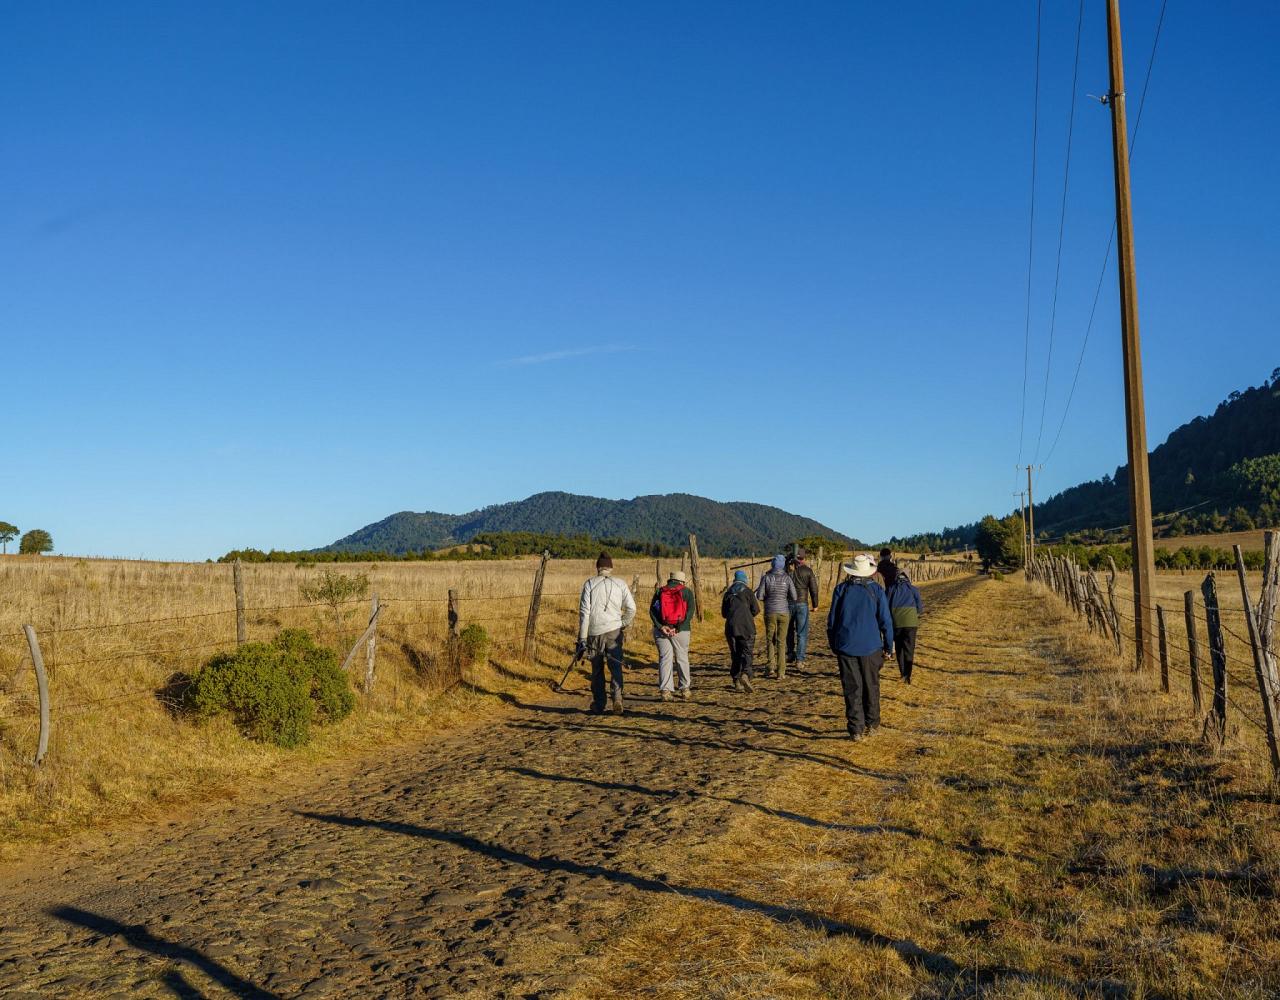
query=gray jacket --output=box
[755,570,798,615]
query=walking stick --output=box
[551,648,586,694]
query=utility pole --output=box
[1014,491,1028,568]
[1106,0,1157,672]
[1025,466,1038,568]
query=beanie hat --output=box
[771,554,786,572]
[596,552,613,570]
[734,569,748,583]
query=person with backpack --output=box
[886,570,924,684]
[786,549,820,668]
[577,552,637,714]
[755,555,798,679]
[650,570,696,701]
[721,569,760,692]
[826,553,894,740]
[877,548,899,589]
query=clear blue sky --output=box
[3,2,1277,560]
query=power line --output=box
[1016,0,1045,480]
[1033,0,1086,463]
[1040,0,1170,470]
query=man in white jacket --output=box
[577,552,637,714]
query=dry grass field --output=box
[0,551,856,858]
[1154,529,1270,552]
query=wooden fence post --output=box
[687,534,704,622]
[654,559,661,588]
[523,550,550,662]
[448,589,460,637]
[1156,604,1170,694]
[1202,573,1228,747]
[1260,531,1278,669]
[1184,590,1203,717]
[1233,544,1280,778]
[233,558,247,646]
[1106,556,1123,657]
[340,602,383,677]
[364,594,379,695]
[21,625,50,767]
[722,560,730,591]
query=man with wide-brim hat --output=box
[826,553,894,740]
[650,570,696,701]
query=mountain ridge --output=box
[323,491,860,557]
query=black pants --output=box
[894,627,917,682]
[727,635,754,680]
[836,650,884,736]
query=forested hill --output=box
[324,492,860,557]
[891,367,1280,551]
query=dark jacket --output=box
[788,563,819,609]
[826,577,893,657]
[650,584,696,633]
[755,569,798,615]
[721,582,759,638]
[886,574,923,629]
[877,558,899,589]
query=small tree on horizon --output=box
[19,529,53,555]
[0,522,17,555]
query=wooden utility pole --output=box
[1014,491,1028,568]
[1107,0,1157,672]
[1025,467,1037,567]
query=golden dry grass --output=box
[1153,529,1271,552]
[566,578,1280,998]
[0,551,855,860]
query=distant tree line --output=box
[217,531,682,564]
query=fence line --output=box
[1026,532,1280,778]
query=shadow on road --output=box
[294,810,1114,995]
[49,906,278,1000]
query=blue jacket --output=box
[885,575,924,628]
[826,578,893,657]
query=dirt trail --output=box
[3,573,1174,999]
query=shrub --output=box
[185,629,354,747]
[457,623,490,666]
[299,570,370,624]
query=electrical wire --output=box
[1016,0,1045,479]
[1039,0,1170,469]
[1033,0,1086,464]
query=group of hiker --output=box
[576,547,925,741]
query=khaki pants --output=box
[763,613,790,677]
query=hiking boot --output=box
[849,731,865,742]
[611,696,624,715]
[731,677,742,691]
[660,691,674,703]
[678,688,691,701]
[739,674,755,694]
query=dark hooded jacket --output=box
[721,581,760,638]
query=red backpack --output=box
[658,585,688,627]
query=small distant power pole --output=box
[1014,491,1028,566]
[1025,466,1038,567]
[1106,0,1157,672]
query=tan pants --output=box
[763,613,790,677]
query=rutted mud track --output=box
[0,577,977,998]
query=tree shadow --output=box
[49,906,278,999]
[506,718,907,785]
[502,765,1030,862]
[294,811,1121,996]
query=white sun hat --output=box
[841,553,877,578]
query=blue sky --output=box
[3,2,1277,559]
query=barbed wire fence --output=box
[1025,530,1280,780]
[0,554,600,768]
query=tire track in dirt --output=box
[0,577,978,998]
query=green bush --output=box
[457,623,490,666]
[186,629,355,747]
